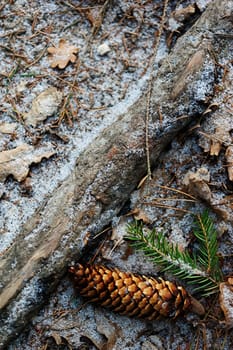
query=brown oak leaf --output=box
[0,144,55,182]
[47,39,79,69]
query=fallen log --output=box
[0,0,231,347]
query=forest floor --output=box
[1,1,233,349]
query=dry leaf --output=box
[183,167,212,201]
[47,39,79,69]
[168,4,196,32]
[0,144,55,182]
[199,115,232,155]
[0,122,17,134]
[131,208,152,224]
[23,87,63,127]
[219,278,233,328]
[172,4,196,22]
[210,125,232,156]
[225,146,233,181]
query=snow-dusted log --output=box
[0,0,232,348]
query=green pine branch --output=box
[193,211,222,283]
[126,211,222,296]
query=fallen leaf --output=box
[210,125,232,156]
[183,167,212,201]
[0,122,17,134]
[168,4,196,32]
[0,144,55,182]
[219,278,233,328]
[131,207,152,224]
[172,4,196,22]
[47,39,79,69]
[23,87,63,126]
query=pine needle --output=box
[126,212,222,296]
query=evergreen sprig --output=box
[126,211,222,296]
[194,211,221,283]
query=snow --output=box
[0,0,159,254]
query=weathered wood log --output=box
[0,0,231,348]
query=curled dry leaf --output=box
[23,87,63,127]
[210,125,232,156]
[172,4,196,22]
[183,167,212,201]
[168,4,196,32]
[0,144,55,182]
[47,39,79,69]
[219,278,233,328]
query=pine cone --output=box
[69,264,204,320]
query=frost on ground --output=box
[0,0,168,253]
[1,0,233,349]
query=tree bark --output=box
[0,0,232,348]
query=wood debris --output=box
[225,146,233,181]
[219,277,233,328]
[47,39,79,69]
[0,144,55,182]
[86,7,103,34]
[171,49,206,100]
